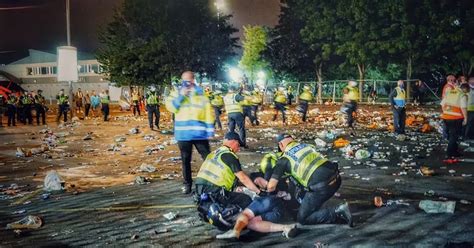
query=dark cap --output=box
[224,132,243,146]
[276,133,292,143]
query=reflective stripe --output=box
[299,91,313,101]
[468,92,474,111]
[196,146,237,191]
[394,87,406,107]
[441,88,464,120]
[260,152,280,173]
[283,142,328,187]
[224,93,243,113]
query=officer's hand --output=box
[463,118,467,126]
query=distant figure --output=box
[6,92,17,126]
[0,94,5,127]
[224,85,247,147]
[34,90,47,125]
[465,77,474,139]
[210,90,224,130]
[367,87,377,104]
[90,91,101,118]
[84,91,91,118]
[56,89,69,123]
[342,81,359,136]
[74,88,84,116]
[389,80,407,136]
[146,86,160,130]
[131,88,141,116]
[298,85,313,122]
[272,87,287,124]
[22,91,34,125]
[100,90,110,121]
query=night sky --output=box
[0,0,280,64]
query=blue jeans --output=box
[213,106,222,129]
[273,102,286,123]
[228,112,246,146]
[247,196,286,223]
[345,102,357,128]
[393,107,406,134]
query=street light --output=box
[229,67,242,82]
[257,71,265,79]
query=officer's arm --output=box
[389,89,396,107]
[267,158,288,193]
[234,94,244,102]
[235,172,261,194]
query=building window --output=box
[41,67,48,75]
[26,67,33,75]
[91,64,99,74]
[52,66,57,74]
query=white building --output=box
[0,49,122,101]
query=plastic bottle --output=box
[419,200,456,214]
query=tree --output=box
[97,0,238,86]
[239,25,268,83]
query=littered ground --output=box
[0,104,473,247]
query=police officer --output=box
[56,89,69,123]
[22,91,34,125]
[224,86,247,148]
[389,80,407,136]
[195,131,261,209]
[342,81,359,135]
[441,81,468,158]
[267,134,353,226]
[241,90,255,126]
[6,92,17,126]
[272,87,287,124]
[131,88,141,116]
[298,85,313,122]
[100,90,110,121]
[17,91,25,124]
[35,89,47,125]
[250,89,262,125]
[146,86,160,130]
[210,90,224,130]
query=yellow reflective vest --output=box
[224,93,243,113]
[441,88,464,120]
[260,152,282,174]
[274,91,287,103]
[211,94,224,107]
[468,90,474,111]
[196,146,237,191]
[299,90,313,102]
[282,142,328,187]
[251,92,263,105]
[345,86,359,101]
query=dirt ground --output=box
[0,103,473,247]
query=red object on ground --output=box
[443,159,460,164]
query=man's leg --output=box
[177,141,193,193]
[154,107,160,128]
[228,114,236,133]
[281,105,286,124]
[400,108,406,134]
[147,106,153,128]
[297,182,340,225]
[236,113,246,147]
[393,109,400,134]
[465,111,474,139]
[446,119,462,157]
[193,139,211,160]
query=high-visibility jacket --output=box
[147,93,159,105]
[441,88,464,120]
[36,95,46,105]
[7,96,17,105]
[211,94,224,107]
[467,89,474,111]
[57,95,68,105]
[282,142,328,187]
[196,146,237,191]
[224,93,243,113]
[274,91,287,104]
[132,93,140,101]
[299,90,313,102]
[100,94,110,104]
[165,86,214,141]
[393,86,406,107]
[251,92,263,105]
[260,152,282,174]
[345,86,359,101]
[241,94,253,107]
[22,96,33,105]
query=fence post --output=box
[296,82,301,104]
[332,81,336,103]
[406,80,411,103]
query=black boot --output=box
[335,202,353,227]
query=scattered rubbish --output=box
[163,212,177,220]
[419,200,455,214]
[448,170,456,174]
[131,234,139,240]
[83,133,93,140]
[374,196,383,207]
[154,228,169,234]
[419,166,435,176]
[460,200,471,205]
[114,136,127,143]
[314,138,327,148]
[40,193,51,200]
[424,190,436,196]
[355,149,370,159]
[44,170,64,192]
[386,199,410,206]
[333,138,350,148]
[160,130,173,135]
[13,209,27,214]
[129,127,140,134]
[137,163,156,173]
[134,176,149,185]
[6,215,43,229]
[143,135,155,141]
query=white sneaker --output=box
[216,229,238,239]
[282,224,298,239]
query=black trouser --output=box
[345,101,357,128]
[299,101,309,122]
[102,103,109,121]
[23,104,32,125]
[228,112,246,146]
[465,111,474,139]
[17,106,24,123]
[298,174,341,225]
[7,105,16,126]
[147,104,160,128]
[273,102,286,123]
[251,105,259,125]
[84,103,91,117]
[444,119,463,157]
[132,100,140,116]
[243,106,255,125]
[178,140,211,187]
[213,106,222,129]
[393,107,406,134]
[35,104,46,125]
[57,104,69,122]
[0,108,4,126]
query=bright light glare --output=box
[215,0,224,10]
[257,71,265,79]
[256,78,265,89]
[229,67,242,82]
